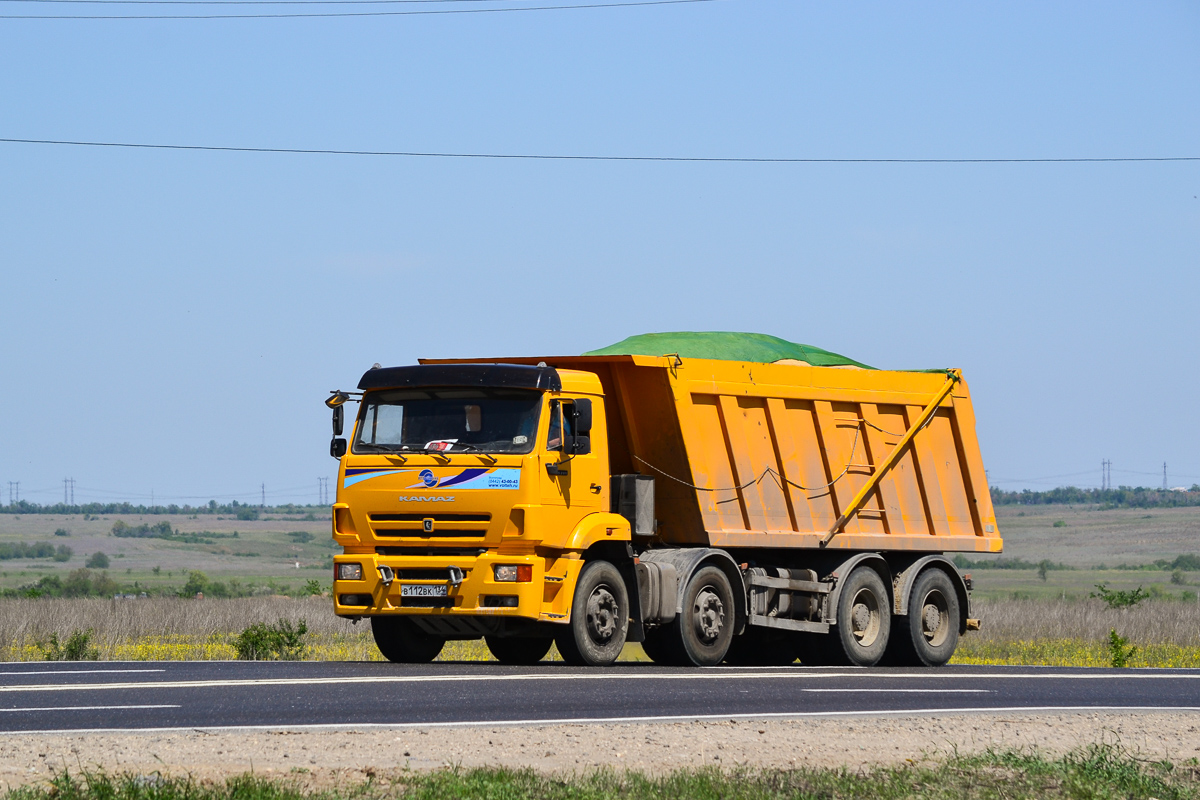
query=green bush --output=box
[38,628,100,661]
[1052,519,1066,528]
[1091,583,1149,609]
[303,579,323,596]
[233,619,308,661]
[85,551,110,569]
[52,545,73,562]
[1107,628,1136,668]
[53,528,70,537]
[1171,569,1187,585]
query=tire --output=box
[555,560,629,666]
[830,566,891,667]
[723,627,799,666]
[890,569,960,667]
[655,566,736,666]
[485,635,554,665]
[371,616,445,663]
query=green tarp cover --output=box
[582,332,875,369]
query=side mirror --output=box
[330,438,347,458]
[572,398,592,434]
[332,405,344,437]
[569,434,591,456]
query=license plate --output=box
[401,584,448,597]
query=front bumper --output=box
[332,551,573,622]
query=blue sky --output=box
[1,0,1197,506]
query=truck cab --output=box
[330,362,634,665]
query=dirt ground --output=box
[2,711,1199,789]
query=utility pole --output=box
[69,478,75,505]
[64,478,68,505]
[7,482,18,505]
[261,483,265,509]
[1101,459,1111,491]
[318,477,329,505]
[1164,462,1168,490]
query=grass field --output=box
[0,512,337,595]
[9,743,1200,800]
[1,594,1197,667]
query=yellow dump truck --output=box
[326,332,1001,667]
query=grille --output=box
[370,514,490,523]
[373,529,484,539]
[376,547,486,557]
[396,568,464,581]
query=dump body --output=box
[423,354,1001,555]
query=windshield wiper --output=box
[449,442,498,464]
[355,442,404,453]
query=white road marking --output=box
[0,670,166,676]
[2,669,1197,694]
[0,704,180,713]
[4,706,1198,736]
[802,688,991,693]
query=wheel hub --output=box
[849,587,881,646]
[922,604,942,636]
[920,589,949,646]
[693,588,725,644]
[586,586,617,644]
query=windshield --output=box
[352,388,543,455]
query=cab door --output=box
[539,397,605,512]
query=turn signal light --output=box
[493,564,533,582]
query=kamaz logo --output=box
[398,496,455,502]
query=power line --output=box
[0,0,710,17]
[2,137,1198,163]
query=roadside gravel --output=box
[3,711,1199,789]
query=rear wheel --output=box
[655,566,735,666]
[889,569,960,667]
[555,560,629,666]
[371,616,445,663]
[830,566,890,667]
[485,635,554,665]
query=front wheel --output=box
[485,635,554,665]
[371,616,445,663]
[555,560,629,666]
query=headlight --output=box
[493,564,532,582]
[337,563,364,581]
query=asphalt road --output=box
[1,661,1198,734]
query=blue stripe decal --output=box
[343,469,409,488]
[437,468,490,488]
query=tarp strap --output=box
[820,369,961,548]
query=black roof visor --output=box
[358,363,562,392]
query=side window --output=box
[545,400,576,451]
